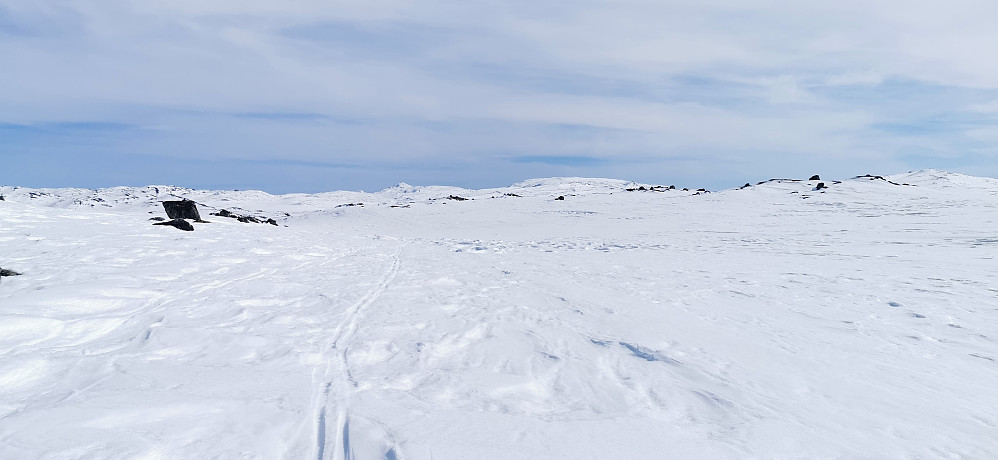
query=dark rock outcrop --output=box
[447,195,468,201]
[163,200,201,220]
[149,217,167,222]
[627,185,672,192]
[809,175,821,181]
[153,219,195,231]
[815,182,827,190]
[555,195,565,201]
[211,209,279,225]
[854,174,911,186]
[1,268,21,277]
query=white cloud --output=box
[965,126,998,143]
[970,100,998,114]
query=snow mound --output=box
[890,169,998,190]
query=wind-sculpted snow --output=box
[1,170,997,459]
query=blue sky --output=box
[2,1,998,193]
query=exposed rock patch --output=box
[210,209,280,226]
[625,185,674,192]
[855,174,914,186]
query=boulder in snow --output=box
[163,200,202,220]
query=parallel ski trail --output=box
[312,244,404,460]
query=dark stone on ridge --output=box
[809,175,821,181]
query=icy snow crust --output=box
[1,170,997,459]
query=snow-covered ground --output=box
[1,170,997,459]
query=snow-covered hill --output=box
[1,170,997,459]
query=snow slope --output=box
[1,170,997,459]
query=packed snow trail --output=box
[1,170,997,458]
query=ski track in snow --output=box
[312,245,403,460]
[1,170,998,459]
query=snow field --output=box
[1,170,997,458]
